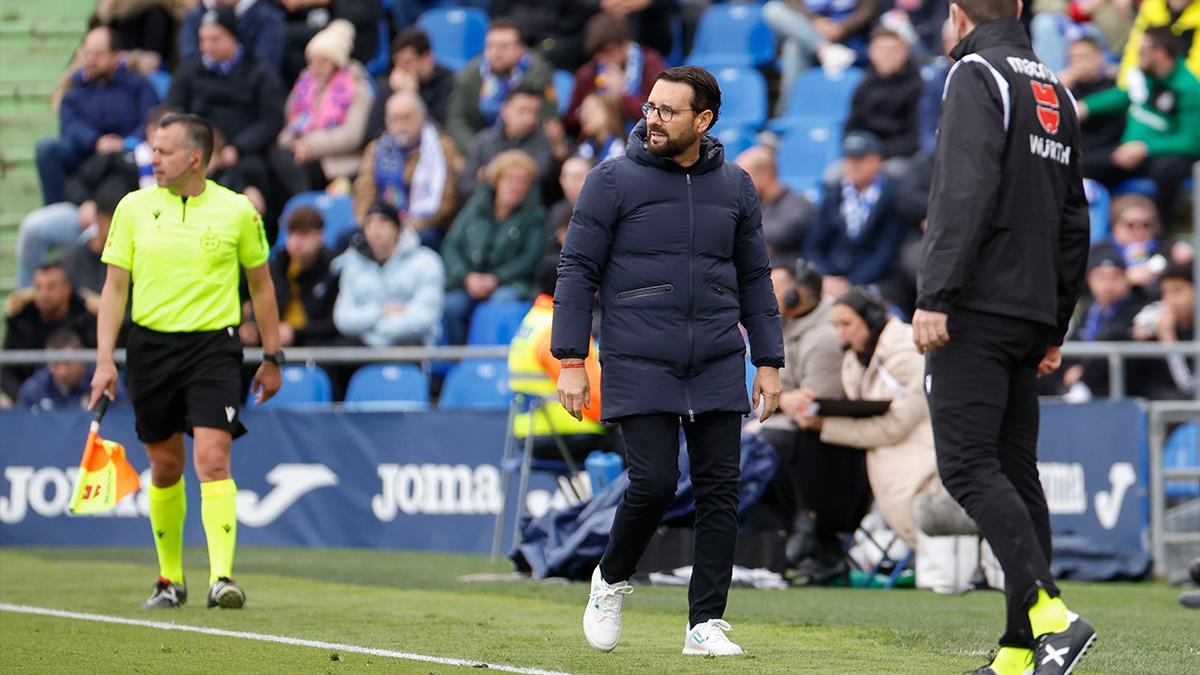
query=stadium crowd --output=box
[2,0,1196,413]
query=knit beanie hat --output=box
[305,19,356,69]
[201,5,239,42]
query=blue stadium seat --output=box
[553,69,574,118]
[250,364,332,408]
[1165,423,1199,501]
[1113,177,1157,198]
[146,71,171,100]
[366,16,391,76]
[439,359,512,410]
[709,67,767,130]
[776,125,841,196]
[769,67,864,134]
[274,192,357,252]
[467,300,532,345]
[686,2,775,68]
[713,125,757,158]
[345,363,430,409]
[1083,179,1110,243]
[417,7,488,71]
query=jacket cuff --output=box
[915,296,953,314]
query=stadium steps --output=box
[0,0,92,298]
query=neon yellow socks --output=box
[1029,588,1071,637]
[989,647,1033,675]
[200,479,238,585]
[148,477,187,583]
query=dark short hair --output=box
[585,13,631,56]
[1069,35,1104,52]
[536,253,559,297]
[286,206,325,234]
[46,327,83,350]
[487,17,524,45]
[95,186,125,218]
[505,83,544,104]
[1161,262,1195,286]
[393,27,432,57]
[951,0,1019,24]
[35,261,67,278]
[1143,26,1183,60]
[655,65,721,132]
[158,113,215,167]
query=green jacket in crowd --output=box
[1083,60,1200,158]
[441,185,547,297]
[445,52,558,152]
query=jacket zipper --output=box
[685,173,695,423]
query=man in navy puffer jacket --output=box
[552,66,784,657]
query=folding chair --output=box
[848,526,913,589]
[490,391,594,561]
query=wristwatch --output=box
[263,351,285,366]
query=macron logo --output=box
[225,406,236,423]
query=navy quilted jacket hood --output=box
[551,119,784,421]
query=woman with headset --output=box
[792,287,942,549]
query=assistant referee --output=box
[89,113,282,610]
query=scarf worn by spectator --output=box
[134,141,155,188]
[288,68,356,136]
[576,135,624,163]
[202,45,243,75]
[595,42,644,97]
[373,121,448,220]
[478,52,530,125]
[840,175,883,240]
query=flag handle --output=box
[91,395,110,432]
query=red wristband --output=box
[560,363,586,369]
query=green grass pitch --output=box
[0,546,1195,673]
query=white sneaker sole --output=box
[583,619,619,653]
[1060,632,1097,675]
[682,646,743,656]
[212,586,245,609]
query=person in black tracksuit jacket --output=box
[913,3,1093,675]
[553,67,784,656]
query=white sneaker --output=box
[582,565,633,652]
[683,619,744,656]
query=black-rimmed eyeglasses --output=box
[641,102,694,122]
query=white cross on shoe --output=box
[1041,643,1069,667]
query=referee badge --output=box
[201,227,220,251]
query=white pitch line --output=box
[0,603,569,675]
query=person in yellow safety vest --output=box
[509,255,604,454]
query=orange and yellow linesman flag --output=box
[69,397,140,514]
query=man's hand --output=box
[557,359,590,421]
[95,134,124,154]
[813,17,843,42]
[912,309,950,354]
[78,200,98,227]
[1111,141,1148,171]
[752,366,782,423]
[220,144,240,169]
[252,361,282,405]
[88,357,118,410]
[1037,345,1063,378]
[293,139,311,165]
[464,272,499,300]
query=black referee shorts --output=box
[126,324,248,443]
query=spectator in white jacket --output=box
[333,202,444,346]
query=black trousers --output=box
[926,308,1060,649]
[759,427,870,554]
[600,411,742,627]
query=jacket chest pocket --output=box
[616,284,673,301]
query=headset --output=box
[856,286,891,335]
[783,258,824,311]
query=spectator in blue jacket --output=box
[16,328,122,411]
[36,26,158,205]
[178,0,284,73]
[805,132,908,306]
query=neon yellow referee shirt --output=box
[102,181,269,333]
